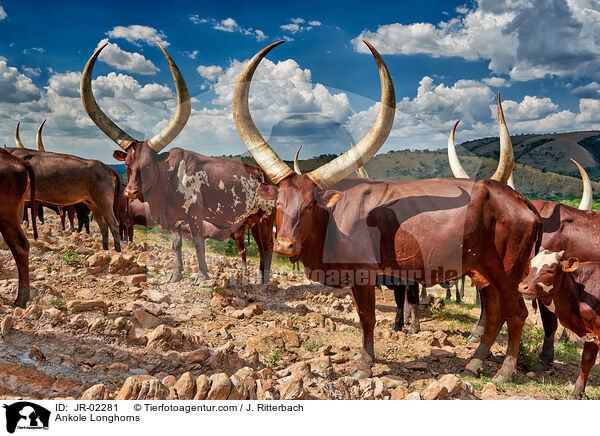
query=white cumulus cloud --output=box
[96,38,158,75]
[107,25,169,47]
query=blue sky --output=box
[1,0,600,162]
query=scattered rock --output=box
[405,361,428,371]
[116,375,169,400]
[81,384,109,400]
[133,309,161,329]
[194,375,211,400]
[422,381,448,400]
[278,376,307,400]
[173,372,196,400]
[206,373,232,400]
[438,374,462,396]
[405,392,421,400]
[68,300,108,313]
[1,316,13,338]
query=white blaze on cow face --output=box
[519,249,566,299]
[174,160,209,213]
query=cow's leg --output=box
[572,342,598,399]
[67,207,75,232]
[445,284,452,300]
[38,205,44,225]
[188,222,210,283]
[350,283,376,377]
[406,282,421,333]
[469,292,487,342]
[103,212,121,252]
[420,283,427,300]
[464,285,503,377]
[128,225,134,243]
[59,207,66,230]
[251,220,274,284]
[168,228,183,283]
[232,229,247,278]
[0,219,30,308]
[92,211,110,250]
[493,287,528,383]
[389,281,405,332]
[455,279,462,303]
[536,303,557,371]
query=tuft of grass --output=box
[339,326,360,333]
[265,349,282,367]
[50,298,66,310]
[302,339,324,352]
[518,325,546,369]
[62,248,85,266]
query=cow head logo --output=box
[3,402,50,433]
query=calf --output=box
[519,249,600,398]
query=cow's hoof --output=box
[194,275,210,285]
[352,369,372,380]
[491,371,513,384]
[460,369,478,378]
[353,352,363,361]
[468,327,484,342]
[571,389,584,400]
[168,273,183,283]
[464,358,483,377]
[534,361,552,372]
[392,322,402,332]
[13,299,27,309]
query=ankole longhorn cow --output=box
[0,148,37,307]
[81,42,275,283]
[294,144,421,333]
[9,120,122,251]
[448,116,600,373]
[233,40,543,381]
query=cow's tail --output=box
[112,172,121,221]
[23,161,38,240]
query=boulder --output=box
[116,375,169,400]
[422,381,448,400]
[194,374,211,400]
[81,384,109,400]
[278,376,307,400]
[173,372,196,400]
[67,300,108,313]
[206,373,231,400]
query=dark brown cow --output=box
[9,120,122,251]
[295,145,420,332]
[0,149,37,307]
[233,40,543,381]
[519,250,600,398]
[81,42,275,284]
[448,119,600,371]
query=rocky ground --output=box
[0,214,598,400]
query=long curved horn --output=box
[15,122,25,148]
[81,43,135,150]
[232,40,294,184]
[491,92,514,184]
[294,145,302,174]
[146,42,191,152]
[447,120,469,178]
[307,40,395,188]
[350,142,370,179]
[36,119,46,151]
[571,158,592,210]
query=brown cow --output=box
[81,42,275,284]
[448,118,600,371]
[233,40,543,381]
[9,120,122,251]
[295,145,420,332]
[0,149,37,307]
[518,249,600,398]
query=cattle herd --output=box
[1,39,599,399]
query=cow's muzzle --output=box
[518,282,538,300]
[274,237,300,257]
[124,186,141,200]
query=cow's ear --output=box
[561,257,579,272]
[316,190,342,208]
[113,150,127,161]
[256,183,278,201]
[157,152,170,162]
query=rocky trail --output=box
[0,215,598,400]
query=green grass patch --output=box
[265,349,282,367]
[62,248,85,266]
[302,339,324,352]
[49,298,66,310]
